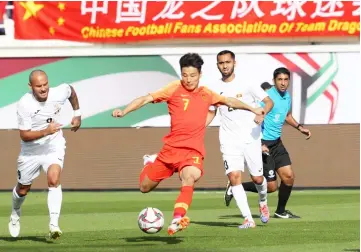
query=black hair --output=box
[260,82,272,91]
[217,50,235,60]
[179,53,204,72]
[273,67,290,79]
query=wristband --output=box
[74,109,82,117]
[296,124,303,130]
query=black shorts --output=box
[262,138,292,182]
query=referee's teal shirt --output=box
[260,87,292,141]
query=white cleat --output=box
[238,219,256,229]
[49,224,62,240]
[259,202,270,224]
[8,217,20,238]
[143,154,157,165]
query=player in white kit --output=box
[207,50,274,228]
[8,70,81,239]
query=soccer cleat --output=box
[259,202,270,223]
[274,210,301,219]
[238,219,256,229]
[224,181,233,207]
[49,224,62,240]
[143,154,157,165]
[8,217,20,238]
[167,216,190,236]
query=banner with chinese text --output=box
[14,1,360,43]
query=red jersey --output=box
[150,80,226,156]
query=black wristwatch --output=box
[296,124,303,130]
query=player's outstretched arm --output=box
[254,96,274,124]
[112,94,154,118]
[223,97,264,115]
[113,81,178,117]
[286,111,311,140]
[250,85,273,114]
[68,86,81,132]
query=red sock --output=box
[173,186,194,219]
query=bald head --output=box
[29,70,49,102]
[29,69,47,85]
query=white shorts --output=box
[221,140,263,177]
[17,149,65,185]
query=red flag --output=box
[0,1,7,23]
[13,1,360,43]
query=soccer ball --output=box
[138,207,164,234]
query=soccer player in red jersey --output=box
[112,53,264,235]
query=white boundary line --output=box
[0,43,359,58]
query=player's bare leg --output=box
[267,181,278,193]
[47,164,63,239]
[9,183,30,238]
[242,180,278,193]
[274,165,300,219]
[139,155,160,193]
[250,175,270,223]
[228,171,256,229]
[139,175,159,193]
[168,166,200,235]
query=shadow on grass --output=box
[218,214,260,219]
[0,236,54,244]
[124,236,183,245]
[193,220,267,228]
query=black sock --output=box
[242,182,258,193]
[276,182,293,213]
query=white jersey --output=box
[213,77,268,145]
[17,84,72,154]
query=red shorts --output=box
[140,145,204,183]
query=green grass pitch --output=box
[0,190,359,252]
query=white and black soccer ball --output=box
[138,207,164,234]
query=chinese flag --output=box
[14,1,81,40]
[0,1,7,22]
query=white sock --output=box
[255,177,268,204]
[231,184,253,221]
[11,187,26,219]
[48,185,62,227]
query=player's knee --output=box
[16,183,31,196]
[267,182,278,193]
[290,173,295,183]
[139,174,158,193]
[228,172,241,185]
[282,172,295,185]
[181,176,196,187]
[251,175,264,185]
[17,186,30,197]
[180,166,201,186]
[139,184,151,194]
[47,177,60,187]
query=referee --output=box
[242,67,311,218]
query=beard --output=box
[222,66,235,79]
